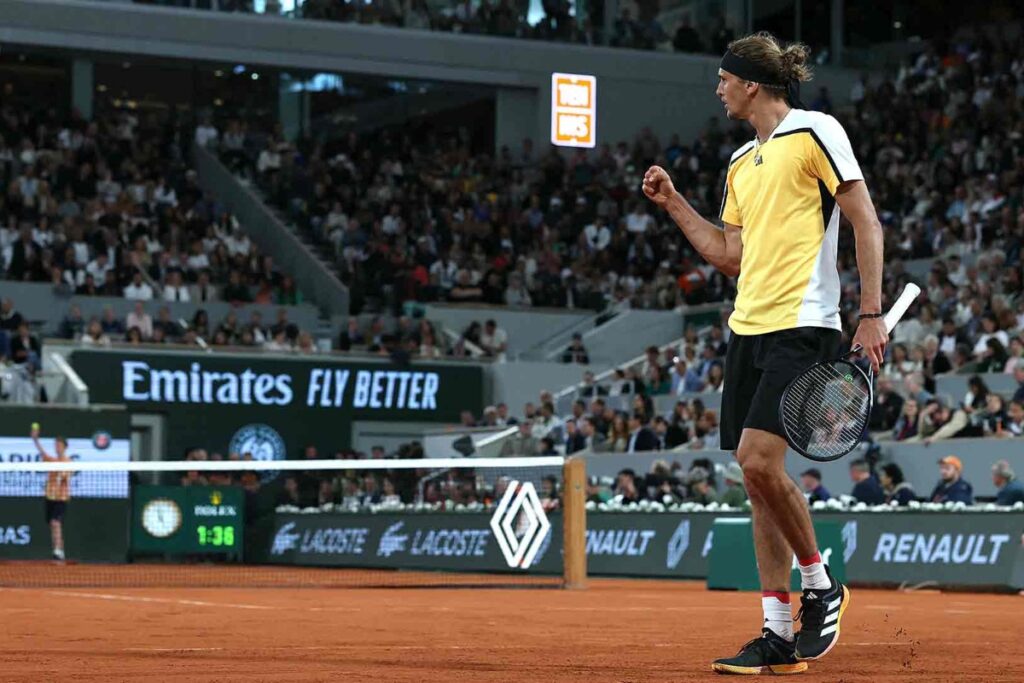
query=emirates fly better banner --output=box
[71,349,486,459]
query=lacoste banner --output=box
[259,512,564,574]
[70,348,485,459]
[256,512,724,577]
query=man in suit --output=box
[8,226,43,281]
[189,270,220,303]
[579,417,606,451]
[564,420,587,454]
[626,411,659,452]
[9,321,41,367]
[0,298,25,332]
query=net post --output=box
[562,456,587,590]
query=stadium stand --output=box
[125,0,740,56]
[0,101,318,338]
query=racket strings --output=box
[782,361,871,460]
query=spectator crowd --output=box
[132,0,739,57]
[801,455,1024,508]
[0,97,329,357]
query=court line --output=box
[123,642,926,654]
[123,645,546,653]
[48,591,276,611]
[125,647,226,653]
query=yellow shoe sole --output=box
[711,662,809,675]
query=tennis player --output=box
[30,424,71,561]
[643,32,886,675]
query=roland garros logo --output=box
[489,480,551,569]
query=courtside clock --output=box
[132,486,244,556]
[141,498,183,538]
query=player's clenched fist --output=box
[642,166,677,208]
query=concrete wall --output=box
[351,420,446,455]
[3,280,322,335]
[935,373,1018,404]
[2,0,862,148]
[576,309,685,369]
[583,437,1019,500]
[495,87,540,154]
[490,361,591,412]
[424,304,593,358]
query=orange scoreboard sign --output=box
[550,72,596,148]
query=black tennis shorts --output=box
[720,327,841,451]
[45,500,67,523]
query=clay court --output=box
[3,574,1022,682]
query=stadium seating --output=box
[120,0,738,56]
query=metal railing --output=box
[46,352,90,405]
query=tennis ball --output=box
[31,422,40,432]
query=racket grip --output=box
[883,283,921,334]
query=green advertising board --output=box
[132,486,244,557]
[0,498,129,562]
[70,348,486,459]
[706,517,846,591]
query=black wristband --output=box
[858,312,884,320]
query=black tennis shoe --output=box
[794,566,850,660]
[711,628,808,675]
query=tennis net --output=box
[0,456,586,589]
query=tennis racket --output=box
[779,283,921,462]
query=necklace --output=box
[752,110,790,166]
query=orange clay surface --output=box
[2,576,1022,682]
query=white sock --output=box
[761,594,794,641]
[798,552,831,591]
[53,548,65,560]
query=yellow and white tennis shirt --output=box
[720,109,863,336]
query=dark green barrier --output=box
[132,486,244,557]
[71,348,485,458]
[0,498,129,561]
[257,512,721,577]
[0,404,130,440]
[835,512,1023,587]
[707,519,846,590]
[256,511,1024,589]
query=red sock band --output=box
[798,552,822,567]
[761,591,791,603]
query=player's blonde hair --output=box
[728,32,813,98]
